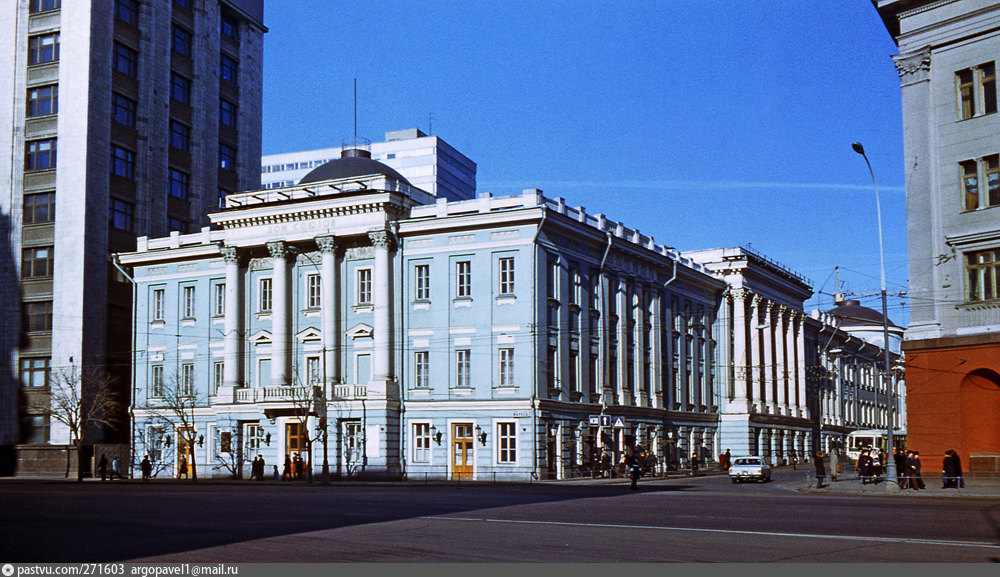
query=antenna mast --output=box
[353,78,357,148]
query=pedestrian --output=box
[591,449,601,479]
[282,453,291,481]
[720,448,731,472]
[814,450,827,488]
[858,449,872,484]
[903,450,918,489]
[272,464,279,481]
[830,449,839,482]
[690,448,699,476]
[942,449,957,488]
[141,455,152,482]
[627,450,642,490]
[257,455,265,481]
[178,455,188,479]
[646,450,658,477]
[111,456,120,480]
[913,451,926,489]
[98,454,108,481]
[894,447,907,487]
[617,452,627,479]
[600,450,612,478]
[790,449,798,470]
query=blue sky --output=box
[261,1,908,323]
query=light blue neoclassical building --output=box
[119,148,890,480]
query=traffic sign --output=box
[612,417,626,429]
[588,415,601,426]
[600,415,611,427]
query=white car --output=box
[729,456,771,483]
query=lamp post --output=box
[851,141,897,485]
[289,246,330,485]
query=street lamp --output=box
[288,245,330,485]
[851,141,897,486]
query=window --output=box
[213,283,225,316]
[306,356,320,386]
[414,351,429,389]
[414,264,430,300]
[25,139,56,170]
[182,286,196,318]
[456,349,471,388]
[967,248,1000,302]
[20,357,50,388]
[259,278,272,312]
[151,365,164,397]
[356,268,372,305]
[221,11,239,41]
[957,62,998,119]
[413,423,431,463]
[220,54,238,84]
[245,423,263,453]
[23,301,52,332]
[113,43,138,77]
[219,142,236,170]
[170,73,191,105]
[498,256,515,294]
[110,145,134,179]
[152,288,165,321]
[23,192,55,224]
[181,363,194,396]
[109,198,134,231]
[29,0,60,13]
[307,274,321,308]
[547,347,557,390]
[169,168,189,199]
[29,33,59,65]
[170,121,190,152]
[497,422,517,463]
[111,92,136,127]
[115,0,138,26]
[27,85,58,117]
[570,350,580,393]
[456,260,471,298]
[21,246,53,279]
[499,348,514,388]
[171,25,192,57]
[960,155,1000,210]
[219,98,237,128]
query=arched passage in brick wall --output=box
[959,368,1000,457]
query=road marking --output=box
[423,516,1000,550]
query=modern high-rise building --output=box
[0,0,265,475]
[261,128,477,201]
[875,0,1000,477]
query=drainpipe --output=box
[530,205,547,480]
[111,255,137,478]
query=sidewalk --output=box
[793,465,1000,497]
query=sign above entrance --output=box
[613,417,626,429]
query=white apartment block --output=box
[261,128,477,201]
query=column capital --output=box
[729,287,747,303]
[316,235,338,254]
[221,246,241,263]
[267,241,288,260]
[368,229,393,250]
[893,46,931,82]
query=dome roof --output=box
[827,299,897,329]
[299,148,411,186]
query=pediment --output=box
[296,327,322,342]
[347,323,373,339]
[250,330,272,344]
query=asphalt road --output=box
[3,469,999,562]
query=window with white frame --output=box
[307,273,321,308]
[456,349,471,388]
[213,361,224,394]
[498,256,515,294]
[259,278,272,312]
[152,288,165,321]
[181,363,194,396]
[497,422,517,463]
[957,62,997,120]
[213,283,225,316]
[343,420,363,464]
[151,365,163,397]
[245,423,263,454]
[147,425,165,462]
[966,248,1000,302]
[499,348,514,388]
[960,154,1000,211]
[414,263,430,300]
[356,268,372,305]
[456,260,471,298]
[414,351,429,389]
[306,356,320,386]
[182,285,196,318]
[413,422,431,463]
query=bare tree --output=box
[30,365,122,482]
[133,425,174,478]
[144,373,201,481]
[286,374,324,483]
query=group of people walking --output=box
[281,452,308,481]
[850,446,965,489]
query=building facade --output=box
[261,128,477,201]
[0,0,265,475]
[876,0,1000,475]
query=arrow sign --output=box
[600,415,611,427]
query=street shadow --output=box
[0,480,691,561]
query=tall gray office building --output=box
[0,0,265,474]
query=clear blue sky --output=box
[261,1,908,323]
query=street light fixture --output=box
[851,141,897,486]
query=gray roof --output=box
[299,150,411,186]
[828,299,897,329]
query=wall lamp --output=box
[264,433,271,446]
[197,435,204,447]
[429,424,442,446]
[164,435,172,447]
[475,425,487,446]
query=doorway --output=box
[452,423,474,480]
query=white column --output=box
[730,289,749,411]
[316,236,337,385]
[749,296,762,412]
[369,229,393,383]
[796,313,808,419]
[762,302,774,413]
[267,241,290,386]
[634,284,646,407]
[616,279,628,406]
[221,246,242,390]
[775,307,788,414]
[650,289,662,409]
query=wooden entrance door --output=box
[177,428,193,478]
[286,422,308,479]
[452,423,474,480]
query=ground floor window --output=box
[413,422,431,463]
[497,422,517,463]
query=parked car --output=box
[729,456,771,483]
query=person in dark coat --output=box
[953,450,965,488]
[600,450,612,478]
[913,451,926,489]
[857,449,872,484]
[282,454,292,481]
[814,450,826,488]
[626,450,642,490]
[942,450,957,488]
[140,455,152,482]
[98,454,108,481]
[720,449,732,471]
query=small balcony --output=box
[234,383,369,403]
